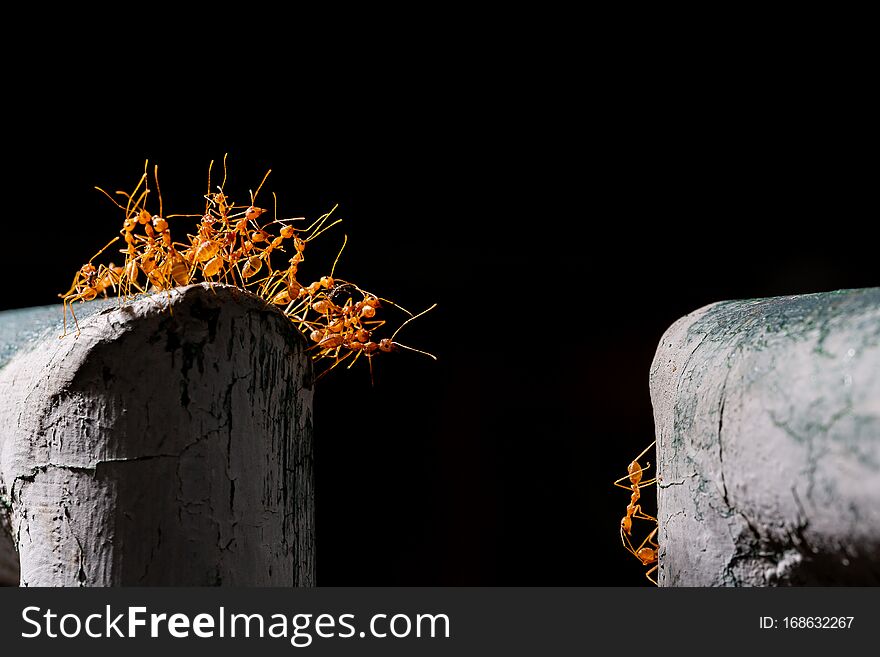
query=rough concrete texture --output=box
[0,284,314,586]
[651,287,880,586]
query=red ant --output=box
[614,440,659,585]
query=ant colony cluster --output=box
[615,441,659,585]
[60,156,436,382]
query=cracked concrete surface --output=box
[650,288,880,586]
[0,284,314,586]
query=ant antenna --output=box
[153,164,163,218]
[388,303,439,361]
[391,304,437,342]
[124,171,147,222]
[331,234,348,279]
[88,236,121,263]
[251,169,272,205]
[94,186,127,210]
[206,159,214,212]
[221,153,229,190]
[632,440,657,464]
[304,205,343,242]
[377,296,414,317]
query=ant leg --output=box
[635,527,659,552]
[60,271,84,299]
[263,275,288,301]
[264,272,289,298]
[346,349,363,369]
[632,506,657,523]
[69,299,81,337]
[315,350,356,382]
[620,526,640,557]
[645,565,658,586]
[187,258,201,285]
[126,272,147,296]
[250,271,274,293]
[60,297,70,339]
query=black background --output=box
[3,38,875,586]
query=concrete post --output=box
[0,284,314,586]
[651,288,880,585]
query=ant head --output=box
[628,461,643,484]
[202,213,216,225]
[620,516,632,535]
[379,339,395,353]
[280,225,294,239]
[137,209,151,224]
[152,216,168,232]
[123,217,137,232]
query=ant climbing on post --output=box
[614,440,659,585]
[59,236,122,337]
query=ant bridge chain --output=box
[61,156,436,383]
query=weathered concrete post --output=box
[0,284,314,586]
[651,288,880,586]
